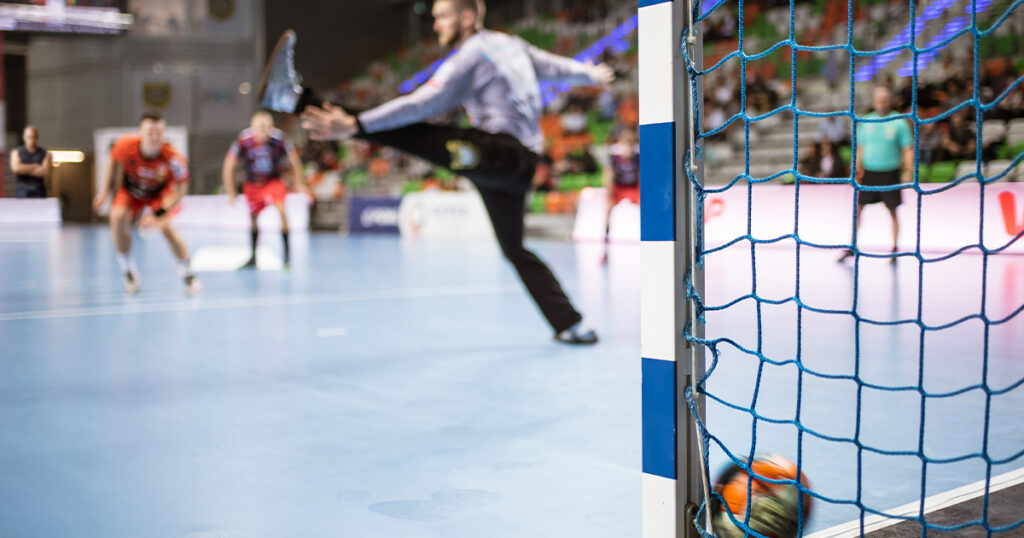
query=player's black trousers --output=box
[355,123,583,334]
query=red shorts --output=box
[611,184,640,205]
[112,188,180,220]
[243,179,287,215]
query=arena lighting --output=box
[855,0,991,82]
[50,150,86,165]
[0,2,132,34]
[399,14,639,104]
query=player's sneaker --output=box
[124,271,140,295]
[238,256,257,270]
[555,322,599,345]
[258,29,304,113]
[184,274,202,296]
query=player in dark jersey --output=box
[222,111,307,269]
[601,128,640,264]
[261,0,613,344]
[92,113,200,295]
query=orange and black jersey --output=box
[110,136,189,200]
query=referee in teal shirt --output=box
[840,87,913,263]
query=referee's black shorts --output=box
[857,169,902,210]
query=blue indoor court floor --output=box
[0,225,1021,537]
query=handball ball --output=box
[711,454,812,538]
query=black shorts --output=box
[15,179,47,199]
[857,169,902,210]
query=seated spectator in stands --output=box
[893,77,913,112]
[984,57,1018,98]
[597,86,618,121]
[798,141,822,177]
[943,72,972,110]
[818,114,850,148]
[941,111,976,161]
[1001,83,1024,119]
[799,140,846,179]
[817,140,848,178]
[554,143,598,176]
[705,103,728,140]
[917,121,945,165]
[746,71,778,113]
[561,102,589,135]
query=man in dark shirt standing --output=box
[10,126,51,198]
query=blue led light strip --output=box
[856,0,994,82]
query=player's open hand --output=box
[586,62,615,86]
[137,213,159,229]
[92,191,108,211]
[300,102,358,141]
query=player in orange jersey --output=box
[92,113,200,295]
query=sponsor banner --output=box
[703,183,1024,254]
[398,190,494,240]
[173,193,311,232]
[0,199,61,225]
[570,183,1024,254]
[349,196,401,234]
[572,186,641,242]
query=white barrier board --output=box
[398,190,494,240]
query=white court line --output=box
[807,466,1024,537]
[0,284,521,322]
[316,327,348,338]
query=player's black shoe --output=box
[124,271,140,295]
[238,256,257,270]
[258,30,305,114]
[555,323,599,345]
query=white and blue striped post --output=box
[639,0,705,536]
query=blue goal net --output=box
[682,0,1024,535]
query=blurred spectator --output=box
[941,110,976,161]
[984,57,1018,98]
[561,102,589,135]
[554,143,598,176]
[10,125,51,199]
[799,140,846,178]
[746,71,778,113]
[917,121,945,165]
[798,141,821,177]
[818,114,851,147]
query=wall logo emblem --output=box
[143,82,171,108]
[445,140,481,170]
[209,0,235,21]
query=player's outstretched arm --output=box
[222,151,239,202]
[93,160,122,210]
[287,148,310,196]
[524,41,615,86]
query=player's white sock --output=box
[116,253,138,274]
[176,258,192,277]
